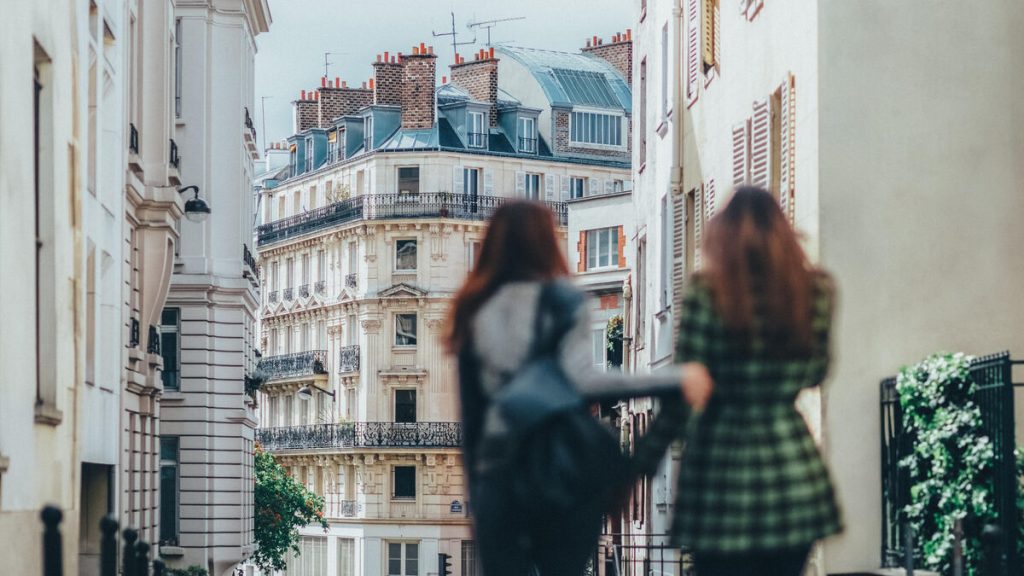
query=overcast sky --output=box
[254,0,632,149]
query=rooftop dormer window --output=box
[363,116,373,152]
[467,111,485,148]
[517,117,537,154]
[570,110,624,148]
[304,138,313,172]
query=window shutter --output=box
[544,174,556,201]
[749,99,771,188]
[617,227,627,268]
[713,1,721,70]
[686,0,700,106]
[701,0,715,69]
[577,231,587,273]
[560,175,571,201]
[671,192,685,320]
[779,74,796,223]
[453,165,464,195]
[515,171,526,197]
[589,178,603,197]
[732,121,750,187]
[604,179,615,196]
[483,168,494,196]
[705,178,717,218]
[694,186,703,270]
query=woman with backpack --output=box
[636,186,844,576]
[446,200,699,576]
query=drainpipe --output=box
[622,273,633,375]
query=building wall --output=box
[817,2,1024,572]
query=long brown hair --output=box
[701,186,816,355]
[446,201,570,353]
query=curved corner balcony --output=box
[257,350,328,382]
[256,422,462,451]
[256,192,569,246]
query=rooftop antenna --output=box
[260,95,273,152]
[323,51,348,80]
[433,12,476,61]
[467,16,526,46]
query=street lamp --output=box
[178,185,211,223]
[297,384,336,401]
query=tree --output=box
[253,444,329,573]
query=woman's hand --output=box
[681,362,714,412]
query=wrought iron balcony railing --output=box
[345,273,357,289]
[268,290,278,303]
[299,284,310,298]
[338,344,360,373]
[256,422,462,451]
[169,138,180,169]
[518,136,538,153]
[147,325,161,355]
[467,132,487,148]
[129,123,139,154]
[243,243,259,279]
[314,280,326,294]
[340,500,357,518]
[283,287,294,301]
[129,318,141,348]
[257,350,328,381]
[257,193,569,246]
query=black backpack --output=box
[486,282,629,514]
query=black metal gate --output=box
[880,351,1021,575]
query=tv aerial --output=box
[433,12,477,60]
[467,16,526,46]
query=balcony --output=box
[129,318,141,348]
[243,243,259,280]
[518,136,538,154]
[257,193,569,246]
[324,497,358,519]
[283,287,294,301]
[257,350,328,381]
[345,273,357,289]
[169,139,180,169]
[338,344,360,373]
[256,422,462,451]
[314,280,326,295]
[129,123,139,154]
[467,132,486,148]
[268,290,279,303]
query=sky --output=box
[254,0,632,149]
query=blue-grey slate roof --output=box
[496,46,631,112]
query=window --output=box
[174,19,182,117]
[592,329,607,371]
[639,58,647,163]
[34,42,59,421]
[269,396,280,427]
[337,538,355,576]
[284,395,294,426]
[467,241,481,271]
[661,23,670,118]
[301,253,310,285]
[585,227,621,270]
[393,468,416,500]
[702,0,721,74]
[517,117,536,153]
[613,179,625,193]
[347,314,358,346]
[159,437,179,545]
[395,390,417,423]
[287,537,327,576]
[398,166,420,194]
[317,250,326,283]
[363,116,373,151]
[387,542,419,576]
[395,314,417,347]
[304,138,314,172]
[467,111,485,148]
[661,195,672,309]
[524,173,541,200]
[461,541,479,576]
[286,258,295,289]
[570,177,587,199]
[160,308,181,390]
[570,111,624,147]
[270,261,279,292]
[463,168,480,197]
[395,239,417,272]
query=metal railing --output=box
[40,507,166,576]
[168,139,179,169]
[283,287,294,301]
[299,283,310,298]
[129,318,141,348]
[268,290,278,303]
[338,344,360,373]
[257,192,569,246]
[345,273,357,289]
[256,422,462,451]
[340,499,357,518]
[518,136,538,153]
[129,123,139,154]
[257,350,328,381]
[147,326,160,355]
[467,132,486,148]
[243,243,259,278]
[314,280,327,294]
[244,106,257,141]
[595,533,695,576]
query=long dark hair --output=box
[446,201,569,353]
[702,186,817,355]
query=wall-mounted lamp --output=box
[178,185,211,223]
[297,384,336,401]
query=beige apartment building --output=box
[637,0,1024,573]
[252,39,632,576]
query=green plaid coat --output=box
[634,272,843,554]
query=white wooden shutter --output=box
[701,0,714,69]
[779,74,795,223]
[483,168,495,196]
[749,99,771,188]
[589,178,603,197]
[686,0,700,106]
[453,165,464,195]
[693,186,703,270]
[671,192,686,320]
[713,0,721,70]
[560,175,571,201]
[515,171,526,197]
[544,174,556,201]
[705,179,717,218]
[732,121,750,187]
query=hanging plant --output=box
[605,315,623,352]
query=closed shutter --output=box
[693,186,703,270]
[577,231,587,273]
[589,178,603,198]
[732,121,750,187]
[701,0,715,69]
[483,168,494,197]
[560,175,571,201]
[749,99,771,188]
[686,0,700,106]
[515,171,526,197]
[671,192,686,320]
[705,178,717,218]
[453,165,464,195]
[544,174,556,201]
[713,0,721,71]
[779,74,796,223]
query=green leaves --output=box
[252,445,330,573]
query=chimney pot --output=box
[626,28,632,40]
[384,51,389,61]
[593,35,598,46]
[362,81,367,89]
[342,80,348,88]
[413,46,420,55]
[336,76,341,87]
[322,76,327,87]
[442,75,447,84]
[428,45,434,55]
[301,89,306,100]
[369,78,374,89]
[587,39,592,47]
[489,47,495,59]
[420,42,426,53]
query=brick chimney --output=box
[372,51,404,106]
[450,47,499,127]
[293,89,319,133]
[582,29,633,87]
[318,77,374,127]
[400,43,437,129]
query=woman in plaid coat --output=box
[636,186,843,576]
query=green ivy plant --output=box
[166,566,208,576]
[605,315,623,352]
[253,444,329,573]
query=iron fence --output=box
[129,123,139,154]
[168,139,179,169]
[242,243,258,278]
[41,507,165,576]
[518,136,538,153]
[268,290,278,303]
[880,351,1020,574]
[257,350,328,381]
[595,534,694,576]
[467,132,487,148]
[345,273,357,289]
[283,287,293,301]
[314,280,326,294]
[256,422,462,451]
[147,326,160,355]
[256,193,569,246]
[298,283,310,298]
[338,344,360,373]
[129,318,140,348]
